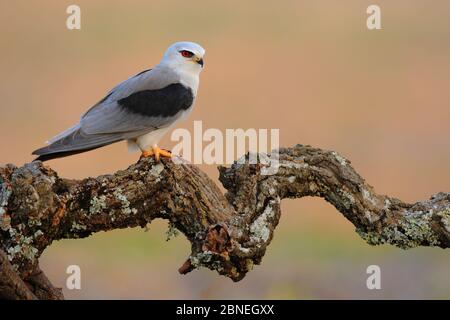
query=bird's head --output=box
[160,41,205,74]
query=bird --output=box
[32,41,205,162]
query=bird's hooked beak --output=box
[196,57,204,67]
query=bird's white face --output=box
[160,41,205,74]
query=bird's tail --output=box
[33,145,104,162]
[32,127,124,162]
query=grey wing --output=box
[80,101,173,135]
[33,68,183,161]
[80,67,183,134]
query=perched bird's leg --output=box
[141,145,172,162]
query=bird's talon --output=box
[141,146,172,162]
[158,149,172,158]
[141,150,154,158]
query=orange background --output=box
[0,1,449,298]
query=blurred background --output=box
[1,0,449,299]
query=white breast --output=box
[128,64,200,152]
[179,72,200,96]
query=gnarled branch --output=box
[0,144,449,299]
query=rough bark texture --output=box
[0,144,449,299]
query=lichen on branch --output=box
[0,144,449,299]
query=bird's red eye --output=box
[180,50,194,58]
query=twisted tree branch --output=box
[1,144,449,299]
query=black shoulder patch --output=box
[118,83,194,118]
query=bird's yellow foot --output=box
[141,145,172,162]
